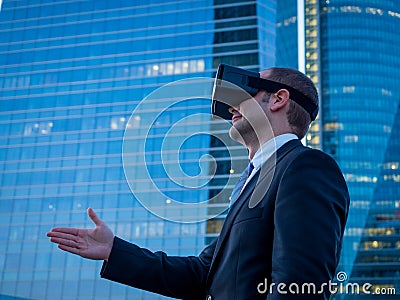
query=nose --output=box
[228,106,238,115]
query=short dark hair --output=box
[263,68,319,139]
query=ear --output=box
[269,89,290,112]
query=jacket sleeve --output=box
[100,236,216,300]
[268,149,350,299]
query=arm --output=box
[47,208,215,299]
[269,150,349,299]
[100,237,216,299]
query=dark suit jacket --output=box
[100,139,350,299]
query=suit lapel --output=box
[211,171,260,260]
[207,139,302,279]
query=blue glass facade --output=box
[4,0,398,299]
[275,0,298,68]
[0,0,277,299]
[317,1,400,297]
[277,1,400,297]
[274,0,400,297]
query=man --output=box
[47,66,350,299]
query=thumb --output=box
[87,207,103,226]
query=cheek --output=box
[243,106,268,125]
[249,112,273,136]
[229,125,246,145]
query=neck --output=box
[246,131,297,159]
[247,144,259,160]
[246,134,273,160]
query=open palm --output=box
[47,208,114,260]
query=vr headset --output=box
[211,64,318,121]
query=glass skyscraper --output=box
[0,0,277,299]
[315,1,400,298]
[250,0,400,297]
[302,1,400,298]
[2,0,399,299]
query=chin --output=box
[229,125,246,145]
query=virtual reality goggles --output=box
[211,64,318,121]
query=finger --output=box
[47,227,79,236]
[47,231,79,242]
[58,244,82,256]
[50,237,79,250]
[87,207,103,226]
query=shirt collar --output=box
[251,133,298,170]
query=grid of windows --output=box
[3,1,400,299]
[272,1,400,297]
[317,1,400,298]
[275,0,298,68]
[0,0,276,299]
[304,0,321,149]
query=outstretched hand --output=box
[47,208,114,260]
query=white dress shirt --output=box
[243,133,298,190]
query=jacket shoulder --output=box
[282,141,340,167]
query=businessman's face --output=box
[228,90,270,146]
